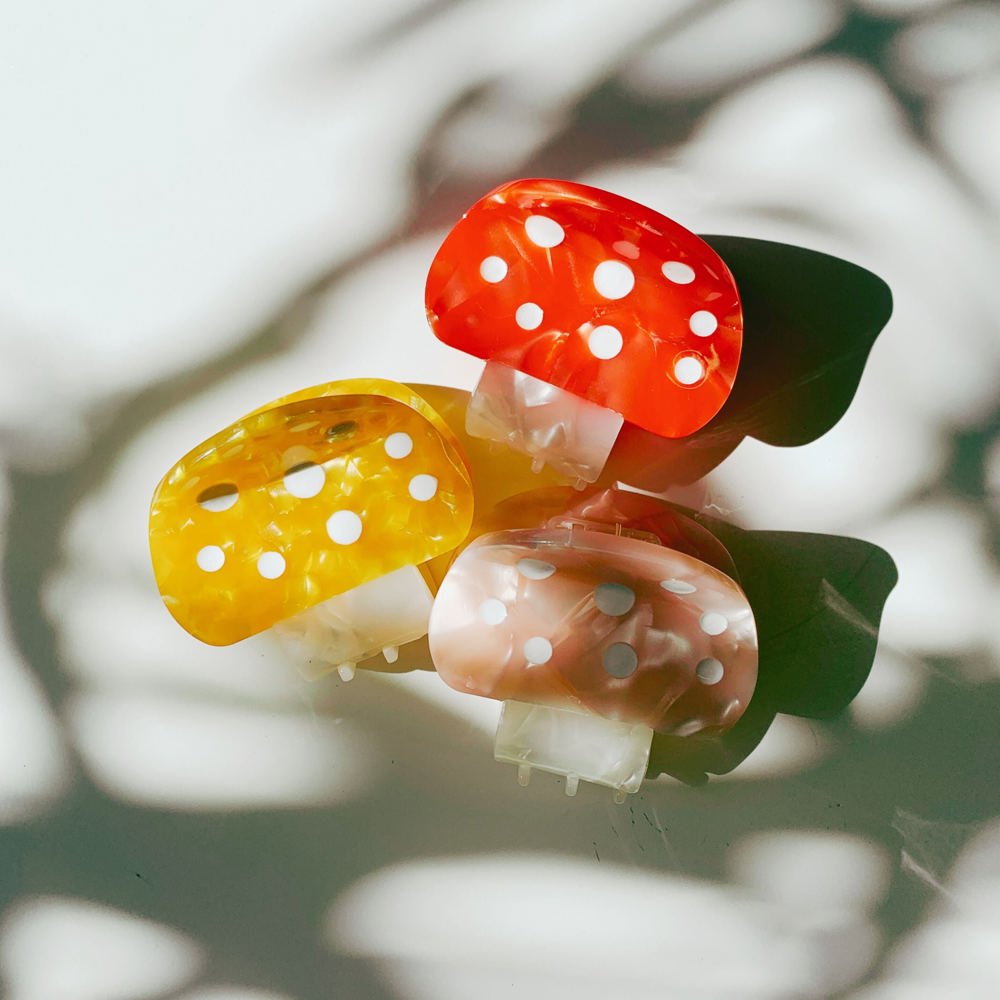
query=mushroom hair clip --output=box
[428,487,759,800]
[148,379,474,681]
[425,178,743,485]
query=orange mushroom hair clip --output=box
[425,178,743,485]
[149,379,474,680]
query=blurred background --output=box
[2,1,999,997]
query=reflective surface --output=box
[426,178,743,439]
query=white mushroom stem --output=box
[466,362,624,484]
[494,700,652,798]
[273,564,433,681]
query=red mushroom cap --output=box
[425,178,743,439]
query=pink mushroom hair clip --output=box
[428,488,758,800]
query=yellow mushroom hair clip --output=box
[149,378,474,680]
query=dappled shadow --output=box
[2,2,999,999]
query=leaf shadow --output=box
[649,513,898,785]
[605,237,894,490]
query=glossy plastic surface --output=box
[149,379,473,645]
[465,362,624,483]
[558,487,739,578]
[495,701,652,795]
[429,525,758,735]
[426,177,743,439]
[406,383,568,592]
[447,485,739,583]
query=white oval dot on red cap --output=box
[478,598,507,625]
[479,256,508,283]
[284,462,325,498]
[690,310,718,337]
[327,510,362,545]
[662,261,695,284]
[593,260,635,299]
[197,484,238,512]
[523,636,553,665]
[588,325,623,360]
[515,302,543,330]
[525,215,565,248]
[673,354,705,386]
[603,642,638,678]
[257,551,286,579]
[517,557,556,580]
[196,545,225,573]
[594,582,636,616]
[408,474,438,502]
[384,432,413,459]
[696,657,725,685]
[660,578,696,595]
[699,611,728,636]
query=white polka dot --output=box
[289,420,319,433]
[196,545,225,572]
[700,611,728,636]
[696,657,725,685]
[613,240,639,259]
[257,551,286,579]
[197,484,238,512]
[593,260,635,299]
[690,310,718,337]
[479,256,508,282]
[517,558,556,580]
[587,325,623,360]
[515,302,543,330]
[662,261,695,284]
[478,598,507,625]
[408,474,438,502]
[524,636,553,665]
[284,462,325,498]
[327,510,363,545]
[674,355,705,386]
[603,642,638,678]
[384,432,413,459]
[660,578,696,595]
[525,215,564,248]
[594,582,635,616]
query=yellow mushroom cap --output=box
[149,380,474,646]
